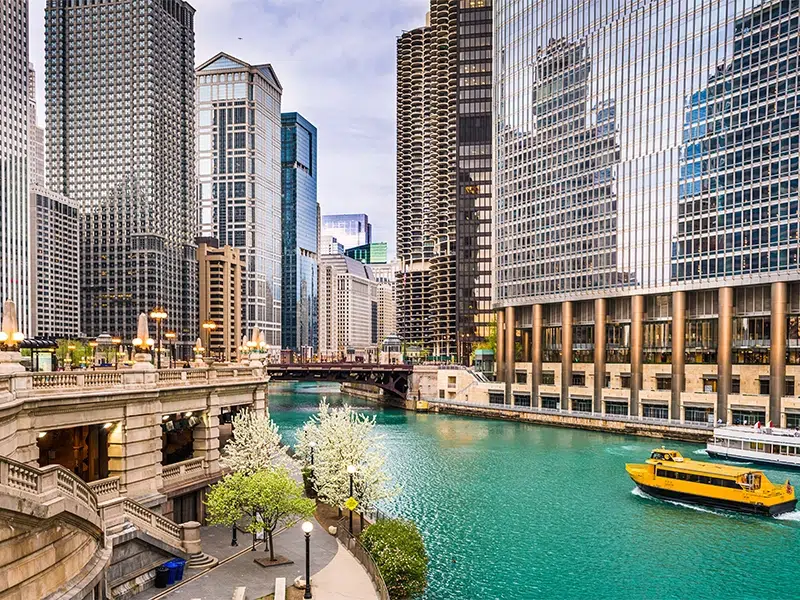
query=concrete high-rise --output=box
[494,0,800,427]
[28,64,45,188]
[197,238,243,363]
[281,112,319,355]
[30,186,80,338]
[196,53,284,353]
[396,0,493,362]
[46,0,198,351]
[1,0,30,334]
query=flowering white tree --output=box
[296,399,399,511]
[221,408,289,475]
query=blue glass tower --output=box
[281,113,319,354]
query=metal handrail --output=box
[427,399,716,430]
[336,518,390,600]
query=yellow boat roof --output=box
[646,449,762,477]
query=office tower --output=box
[197,238,243,363]
[494,0,800,428]
[321,214,372,249]
[46,0,197,351]
[345,242,388,265]
[376,280,397,345]
[196,53,283,352]
[30,186,80,339]
[321,235,345,256]
[28,64,45,188]
[318,254,378,361]
[396,0,493,362]
[281,112,319,354]
[1,0,30,334]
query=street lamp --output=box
[88,341,98,370]
[149,308,167,369]
[309,441,316,466]
[231,522,238,547]
[111,337,122,369]
[302,521,313,599]
[202,320,217,360]
[347,465,356,535]
[165,331,176,368]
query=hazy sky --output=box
[28,0,430,253]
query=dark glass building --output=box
[396,0,493,362]
[345,242,388,265]
[281,112,319,354]
[494,0,800,428]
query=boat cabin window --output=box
[656,468,742,489]
[741,473,762,490]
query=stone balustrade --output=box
[88,476,121,502]
[162,457,207,485]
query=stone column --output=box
[770,282,788,424]
[520,330,531,363]
[194,392,221,477]
[718,287,734,423]
[505,306,516,404]
[496,309,506,383]
[561,301,573,411]
[630,295,645,417]
[531,304,542,408]
[109,400,163,499]
[593,298,607,413]
[671,292,686,421]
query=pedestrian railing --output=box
[427,399,715,430]
[336,518,390,600]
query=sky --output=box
[28,0,430,254]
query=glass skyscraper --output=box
[321,214,372,250]
[196,53,284,351]
[281,112,319,353]
[494,0,800,427]
[46,0,197,349]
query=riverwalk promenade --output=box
[131,520,378,600]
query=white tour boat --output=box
[706,424,800,469]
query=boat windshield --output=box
[740,473,762,490]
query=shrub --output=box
[301,466,317,498]
[360,518,428,598]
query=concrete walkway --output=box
[131,520,378,600]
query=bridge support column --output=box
[110,400,163,499]
[194,392,221,478]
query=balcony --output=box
[639,389,671,404]
[162,457,208,489]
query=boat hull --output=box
[705,448,800,471]
[633,482,797,517]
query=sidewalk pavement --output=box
[130,520,378,600]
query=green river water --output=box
[268,383,800,600]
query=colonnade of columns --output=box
[494,282,789,422]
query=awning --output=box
[703,374,718,380]
[655,373,672,379]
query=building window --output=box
[489,391,505,405]
[514,393,531,407]
[620,374,631,389]
[759,378,770,396]
[643,405,668,420]
[604,372,611,388]
[702,376,717,393]
[643,321,672,364]
[731,377,741,394]
[685,319,718,364]
[543,326,562,362]
[605,401,629,416]
[515,371,527,384]
[732,316,771,364]
[732,410,766,426]
[572,397,592,412]
[606,322,631,363]
[656,375,671,391]
[571,372,586,387]
[541,396,559,410]
[787,413,800,429]
[685,407,714,423]
[573,325,594,363]
[786,378,795,397]
[541,371,555,385]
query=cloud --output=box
[28,0,430,254]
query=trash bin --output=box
[164,561,178,585]
[171,557,187,581]
[154,566,170,588]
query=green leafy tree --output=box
[205,469,315,562]
[361,518,428,598]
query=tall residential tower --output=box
[494,0,800,427]
[396,0,493,362]
[281,112,319,354]
[46,0,198,349]
[1,0,30,334]
[196,53,284,351]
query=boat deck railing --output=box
[427,399,715,430]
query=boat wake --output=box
[774,511,800,522]
[631,487,729,517]
[693,448,708,456]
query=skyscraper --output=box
[345,242,388,265]
[46,0,198,350]
[494,0,800,427]
[28,64,45,188]
[196,53,284,351]
[1,0,30,334]
[396,0,493,362]
[281,112,319,354]
[321,214,372,250]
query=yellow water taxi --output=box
[626,449,797,516]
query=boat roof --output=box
[648,450,761,477]
[713,426,800,444]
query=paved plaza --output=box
[131,521,378,600]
